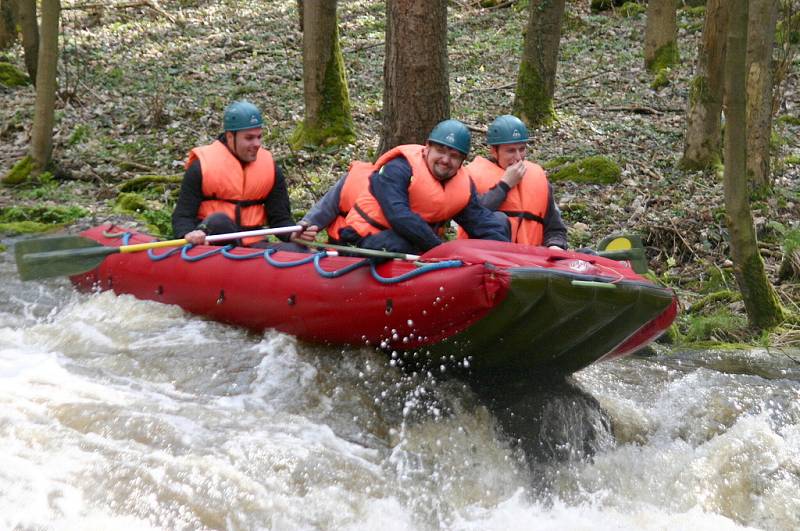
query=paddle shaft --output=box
[17,225,302,280]
[291,238,420,261]
[119,225,303,253]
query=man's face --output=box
[424,142,466,181]
[227,127,262,162]
[491,142,527,169]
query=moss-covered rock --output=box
[2,156,36,186]
[0,62,29,87]
[114,192,150,213]
[549,155,621,184]
[0,243,7,252]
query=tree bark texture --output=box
[18,0,39,84]
[722,0,784,330]
[513,0,566,127]
[291,0,354,149]
[644,0,679,72]
[0,0,17,50]
[745,0,779,192]
[378,0,449,156]
[682,0,728,170]
[30,0,60,172]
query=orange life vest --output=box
[187,140,276,245]
[344,145,472,238]
[461,156,549,245]
[326,161,373,241]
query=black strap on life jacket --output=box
[501,210,545,224]
[353,203,389,232]
[202,195,264,227]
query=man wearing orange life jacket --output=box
[172,100,306,248]
[463,115,567,249]
[327,119,509,254]
[294,161,373,245]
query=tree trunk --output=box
[0,0,17,50]
[290,0,354,149]
[644,0,679,73]
[30,0,60,172]
[18,0,39,84]
[722,0,784,330]
[378,0,449,155]
[681,0,728,170]
[296,0,303,32]
[745,0,779,193]
[513,0,566,128]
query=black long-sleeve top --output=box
[171,135,295,240]
[369,156,510,252]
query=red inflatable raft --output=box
[65,225,676,375]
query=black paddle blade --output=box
[14,235,115,281]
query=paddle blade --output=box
[596,233,649,274]
[14,236,116,280]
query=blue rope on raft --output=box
[106,231,464,282]
[370,259,464,284]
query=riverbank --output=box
[1,0,798,346]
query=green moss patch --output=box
[2,157,36,186]
[620,2,645,17]
[646,42,679,74]
[683,308,749,343]
[0,205,88,225]
[119,174,183,193]
[114,192,149,213]
[549,155,621,184]
[0,62,29,87]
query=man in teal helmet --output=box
[172,100,306,249]
[329,119,509,254]
[462,114,567,249]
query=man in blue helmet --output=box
[464,115,567,249]
[333,119,509,254]
[172,100,302,247]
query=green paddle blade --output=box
[14,235,117,281]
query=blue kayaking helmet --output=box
[486,115,529,146]
[223,100,263,132]
[427,119,471,156]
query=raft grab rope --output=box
[103,230,463,283]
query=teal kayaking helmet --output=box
[223,100,263,132]
[427,119,471,156]
[486,115,529,146]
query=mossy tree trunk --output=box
[644,0,680,73]
[291,0,354,149]
[30,0,60,173]
[745,0,779,193]
[18,0,39,84]
[0,0,17,50]
[378,0,449,155]
[513,0,566,128]
[723,0,784,331]
[682,0,728,170]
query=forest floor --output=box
[0,0,798,346]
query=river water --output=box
[1,243,798,531]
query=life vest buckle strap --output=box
[353,203,389,232]
[502,210,545,224]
